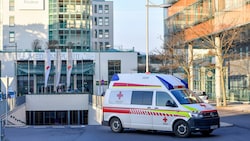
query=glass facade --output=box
[165,0,250,102]
[49,0,91,51]
[16,60,94,95]
[108,60,121,82]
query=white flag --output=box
[66,48,73,89]
[54,49,61,91]
[44,49,51,88]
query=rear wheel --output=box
[173,120,191,137]
[110,117,123,133]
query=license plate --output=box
[210,125,218,129]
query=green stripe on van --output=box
[182,105,198,112]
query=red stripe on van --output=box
[103,107,130,114]
[113,82,157,87]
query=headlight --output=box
[189,111,203,118]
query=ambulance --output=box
[102,73,220,137]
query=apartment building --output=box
[92,0,113,51]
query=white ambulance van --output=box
[102,73,220,137]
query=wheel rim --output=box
[112,120,120,130]
[177,124,187,135]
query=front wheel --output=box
[173,120,191,137]
[110,117,123,133]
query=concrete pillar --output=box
[74,60,77,90]
[215,36,221,106]
[34,60,37,93]
[188,44,194,90]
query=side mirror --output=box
[166,100,177,107]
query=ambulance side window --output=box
[156,91,176,107]
[131,91,153,105]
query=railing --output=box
[90,94,104,108]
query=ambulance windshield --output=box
[171,89,204,104]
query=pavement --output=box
[217,103,250,114]
[215,103,250,127]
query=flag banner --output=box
[44,49,51,88]
[54,49,62,92]
[66,48,73,89]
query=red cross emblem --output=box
[163,117,168,123]
[200,103,206,108]
[117,91,123,100]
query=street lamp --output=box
[145,0,171,73]
[28,57,30,94]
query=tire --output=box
[173,120,191,137]
[110,117,123,133]
[201,130,213,136]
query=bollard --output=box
[0,119,2,141]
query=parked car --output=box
[193,90,209,103]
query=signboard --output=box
[17,0,45,10]
[96,80,108,85]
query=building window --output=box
[98,17,103,26]
[94,29,98,38]
[104,30,109,38]
[9,16,15,27]
[104,17,109,26]
[98,5,103,14]
[104,5,109,14]
[105,42,110,50]
[99,42,103,50]
[94,5,97,13]
[94,17,97,26]
[9,31,15,43]
[98,30,103,38]
[9,0,15,11]
[108,60,121,82]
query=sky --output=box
[113,0,165,53]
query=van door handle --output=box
[147,107,151,109]
[154,107,159,109]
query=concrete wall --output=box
[26,94,89,111]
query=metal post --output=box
[28,58,30,94]
[82,58,84,92]
[5,76,8,126]
[146,0,149,73]
[0,119,3,141]
[98,47,101,96]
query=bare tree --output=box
[32,39,42,51]
[189,15,243,106]
[154,31,202,89]
[47,40,59,49]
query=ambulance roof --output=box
[109,73,188,90]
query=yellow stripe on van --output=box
[182,105,198,112]
[150,110,190,118]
